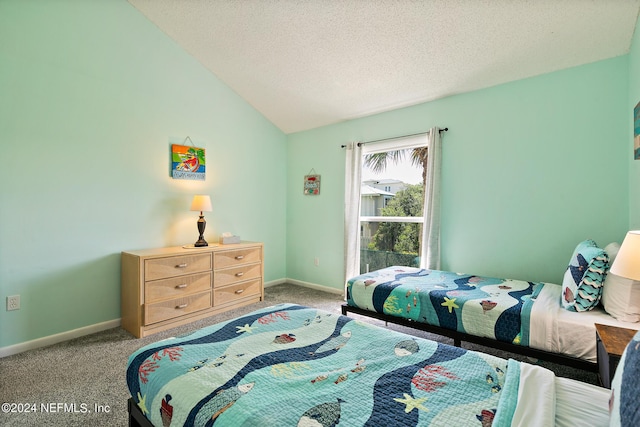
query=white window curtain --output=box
[344,141,362,285]
[420,127,443,269]
[344,128,443,284]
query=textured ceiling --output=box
[128,0,640,134]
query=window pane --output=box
[360,144,426,272]
[361,147,425,215]
[360,220,422,273]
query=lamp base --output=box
[194,214,208,247]
[194,239,208,247]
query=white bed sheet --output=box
[555,377,610,427]
[513,364,610,427]
[530,282,640,362]
[512,363,556,427]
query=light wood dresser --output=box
[121,241,263,338]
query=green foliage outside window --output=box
[368,183,423,254]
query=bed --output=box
[126,303,621,427]
[342,263,640,372]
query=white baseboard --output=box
[1,279,343,358]
[264,278,288,287]
[278,278,345,296]
[0,318,121,358]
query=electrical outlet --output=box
[314,257,320,267]
[7,295,20,311]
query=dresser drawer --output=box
[145,272,211,303]
[214,279,261,306]
[145,290,211,325]
[214,247,261,269]
[214,263,261,288]
[145,254,212,281]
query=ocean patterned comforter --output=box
[347,266,548,347]
[126,304,547,426]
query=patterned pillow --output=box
[609,330,640,427]
[561,240,610,312]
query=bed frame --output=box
[128,398,153,427]
[341,303,598,373]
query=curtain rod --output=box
[340,127,448,148]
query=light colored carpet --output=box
[0,283,598,426]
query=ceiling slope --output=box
[129,0,640,133]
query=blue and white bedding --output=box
[347,266,546,347]
[346,266,640,363]
[126,304,556,426]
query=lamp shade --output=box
[610,230,640,280]
[190,195,212,212]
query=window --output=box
[358,135,428,273]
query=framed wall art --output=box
[171,143,206,180]
[304,171,320,195]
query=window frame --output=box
[358,134,428,272]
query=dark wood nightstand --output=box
[595,323,637,388]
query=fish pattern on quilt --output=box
[346,266,545,346]
[126,304,522,426]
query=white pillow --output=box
[602,242,640,323]
[605,242,621,262]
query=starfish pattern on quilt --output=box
[393,393,429,413]
[441,297,459,313]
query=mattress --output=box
[126,304,608,426]
[511,276,639,362]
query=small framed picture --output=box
[171,144,206,180]
[304,174,320,195]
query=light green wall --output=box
[629,16,640,228]
[288,56,630,290]
[0,1,287,348]
[1,1,636,351]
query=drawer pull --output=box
[235,255,244,260]
[235,272,244,277]
[235,289,245,294]
[176,303,188,309]
[176,263,188,268]
[175,283,188,289]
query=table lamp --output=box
[190,195,212,247]
[610,230,640,280]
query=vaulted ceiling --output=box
[129,0,640,134]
